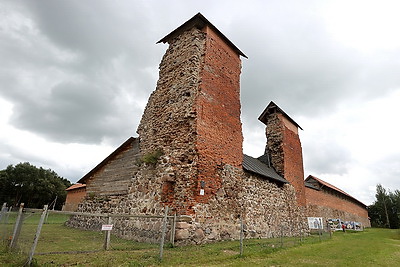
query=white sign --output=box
[307,217,323,229]
[200,189,205,195]
[101,224,113,231]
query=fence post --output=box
[1,203,8,243]
[10,203,24,250]
[318,223,322,241]
[27,205,48,266]
[170,212,176,247]
[0,203,7,222]
[239,216,244,256]
[299,229,303,244]
[280,224,283,248]
[104,216,112,250]
[159,206,169,261]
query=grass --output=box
[1,214,400,266]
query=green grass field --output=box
[1,214,399,266]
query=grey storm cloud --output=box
[1,0,400,202]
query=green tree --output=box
[0,162,71,209]
[368,184,400,229]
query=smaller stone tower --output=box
[258,101,306,206]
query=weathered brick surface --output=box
[63,187,86,211]
[195,25,243,204]
[266,113,306,206]
[305,187,370,226]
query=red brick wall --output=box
[305,187,369,225]
[267,113,306,206]
[195,25,243,203]
[64,188,86,211]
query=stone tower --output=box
[258,101,306,206]
[137,13,247,214]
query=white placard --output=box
[102,224,113,231]
[200,189,205,195]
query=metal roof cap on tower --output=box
[157,12,247,59]
[258,101,303,130]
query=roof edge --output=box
[305,175,367,207]
[258,101,303,130]
[78,137,137,184]
[157,12,247,58]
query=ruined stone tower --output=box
[71,14,309,244]
[258,101,306,206]
[137,13,247,214]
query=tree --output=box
[368,184,400,229]
[0,162,71,209]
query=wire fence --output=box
[1,203,332,265]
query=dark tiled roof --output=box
[304,181,319,190]
[258,101,303,130]
[243,154,288,184]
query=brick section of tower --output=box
[266,112,306,206]
[195,25,243,203]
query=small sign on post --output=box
[101,224,113,231]
[103,216,113,250]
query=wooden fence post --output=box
[103,216,112,250]
[27,205,48,266]
[10,203,24,250]
[159,207,169,260]
[170,212,176,247]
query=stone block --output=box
[175,229,190,240]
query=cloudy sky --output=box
[1,0,400,205]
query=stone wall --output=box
[305,187,370,227]
[173,165,308,245]
[137,27,205,215]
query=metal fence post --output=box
[318,223,322,241]
[328,223,332,238]
[1,203,8,243]
[10,203,24,250]
[280,224,283,248]
[27,205,48,266]
[0,203,7,222]
[239,216,244,256]
[159,206,169,260]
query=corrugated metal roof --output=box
[243,154,288,184]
